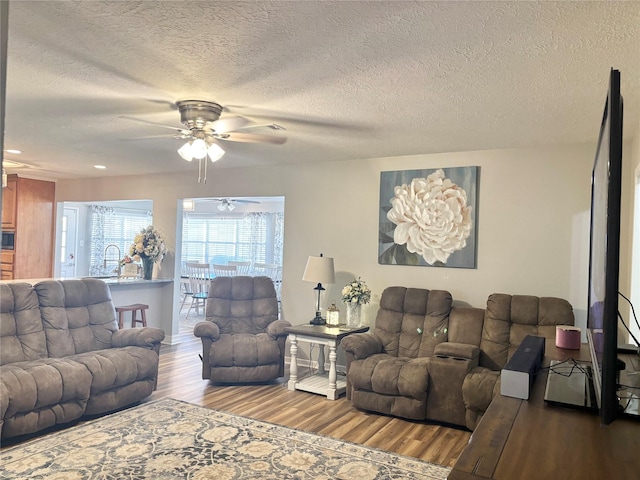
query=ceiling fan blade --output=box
[208,115,252,134]
[235,123,286,132]
[224,105,369,131]
[120,115,187,133]
[121,134,183,141]
[210,198,260,204]
[217,132,287,145]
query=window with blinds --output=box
[89,207,152,275]
[182,212,282,266]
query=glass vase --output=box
[345,302,362,328]
[141,257,154,280]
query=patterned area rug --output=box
[0,398,450,479]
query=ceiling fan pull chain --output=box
[198,157,202,183]
[203,155,208,184]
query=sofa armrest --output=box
[434,342,479,361]
[194,321,220,341]
[462,366,502,430]
[267,319,292,339]
[341,333,383,359]
[427,343,480,426]
[112,327,165,351]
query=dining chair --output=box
[212,264,237,277]
[183,262,212,318]
[253,263,282,312]
[228,261,252,275]
[253,263,280,279]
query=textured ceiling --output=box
[3,1,640,180]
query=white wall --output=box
[56,145,616,336]
[55,142,625,339]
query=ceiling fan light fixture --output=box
[191,138,208,159]
[207,142,225,162]
[177,142,194,161]
[216,199,236,212]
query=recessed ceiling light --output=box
[5,149,21,154]
[94,165,107,169]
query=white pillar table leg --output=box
[288,334,298,391]
[327,343,338,400]
[317,344,326,374]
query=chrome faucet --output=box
[103,244,121,277]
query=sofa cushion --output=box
[350,354,430,399]
[350,390,428,420]
[480,294,574,370]
[208,333,282,367]
[206,276,279,334]
[462,366,501,430]
[35,279,119,357]
[0,283,48,365]
[374,287,451,359]
[71,346,159,415]
[72,346,159,392]
[0,358,91,438]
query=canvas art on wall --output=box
[379,166,479,269]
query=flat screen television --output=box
[586,68,623,425]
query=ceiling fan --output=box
[122,100,287,183]
[213,198,260,212]
[182,197,261,212]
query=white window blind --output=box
[182,212,281,266]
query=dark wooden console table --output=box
[448,341,640,480]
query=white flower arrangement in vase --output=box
[127,225,167,279]
[341,277,371,327]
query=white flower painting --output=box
[379,166,478,268]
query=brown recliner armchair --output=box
[341,286,452,420]
[194,276,291,383]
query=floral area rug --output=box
[0,398,451,479]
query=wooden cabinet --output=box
[1,174,55,279]
[1,174,17,228]
[1,250,14,279]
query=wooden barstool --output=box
[115,303,149,329]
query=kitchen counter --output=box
[1,276,176,343]
[0,276,172,286]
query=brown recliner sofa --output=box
[342,288,574,430]
[194,276,291,383]
[0,279,165,440]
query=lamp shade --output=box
[191,139,208,159]
[177,142,193,161]
[207,142,225,162]
[302,255,335,284]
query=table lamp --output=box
[302,253,335,325]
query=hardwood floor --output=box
[148,333,471,469]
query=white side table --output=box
[285,324,369,400]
